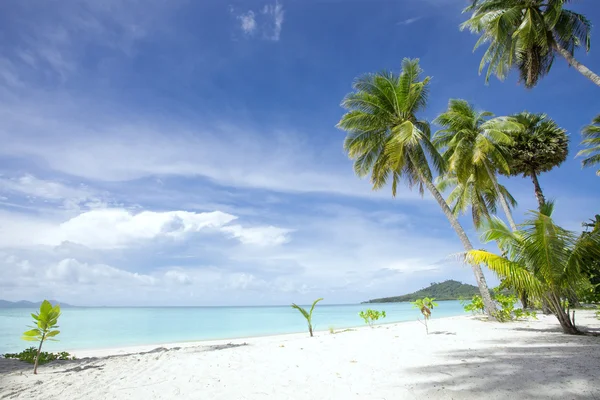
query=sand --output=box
[1,311,599,400]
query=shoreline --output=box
[2,310,599,399]
[70,314,472,358]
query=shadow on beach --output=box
[406,326,600,400]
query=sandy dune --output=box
[1,311,599,399]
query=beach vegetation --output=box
[492,291,537,322]
[412,297,438,334]
[461,0,599,88]
[501,112,568,210]
[291,298,323,337]
[434,99,520,231]
[22,300,62,374]
[465,202,600,334]
[337,58,497,317]
[578,115,600,176]
[359,309,386,327]
[3,348,74,364]
[462,295,486,314]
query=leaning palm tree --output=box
[461,0,600,88]
[434,99,521,231]
[577,114,600,176]
[465,202,600,334]
[503,112,568,209]
[337,58,497,317]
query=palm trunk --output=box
[484,163,517,231]
[546,292,579,335]
[529,172,546,210]
[554,42,600,87]
[421,178,497,318]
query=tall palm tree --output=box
[503,112,568,209]
[436,170,517,230]
[577,115,600,176]
[337,58,497,317]
[461,0,600,88]
[434,99,521,231]
[466,203,600,334]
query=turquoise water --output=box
[0,301,465,354]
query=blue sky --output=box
[0,0,599,306]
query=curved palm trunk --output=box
[546,292,579,335]
[421,178,497,318]
[554,42,600,87]
[530,172,546,210]
[484,164,517,231]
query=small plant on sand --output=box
[492,292,537,322]
[412,297,438,334]
[22,300,61,374]
[359,309,386,327]
[462,295,485,314]
[291,298,323,337]
[3,348,74,364]
[328,326,335,334]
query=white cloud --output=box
[237,11,257,35]
[234,1,284,41]
[0,174,101,211]
[46,258,156,286]
[0,207,290,249]
[222,224,292,246]
[261,1,284,41]
[0,103,421,201]
[397,17,422,25]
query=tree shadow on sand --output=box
[406,330,600,399]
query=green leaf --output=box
[46,330,60,338]
[23,329,41,337]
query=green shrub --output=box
[492,292,537,322]
[359,309,386,327]
[461,295,485,314]
[3,347,75,364]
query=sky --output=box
[0,0,599,306]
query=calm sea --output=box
[0,301,465,354]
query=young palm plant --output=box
[337,58,497,317]
[434,99,521,231]
[465,203,600,334]
[577,115,600,176]
[291,298,323,337]
[503,112,568,209]
[461,0,600,88]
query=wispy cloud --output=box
[397,16,422,26]
[261,1,285,41]
[237,11,257,35]
[233,1,285,41]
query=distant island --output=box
[363,280,480,303]
[0,300,73,308]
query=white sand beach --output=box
[1,311,599,400]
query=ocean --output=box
[0,301,466,354]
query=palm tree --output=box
[337,58,497,317]
[577,115,600,176]
[436,171,517,230]
[461,0,600,88]
[434,99,521,231]
[465,202,600,334]
[502,112,568,209]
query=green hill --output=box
[363,280,480,303]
